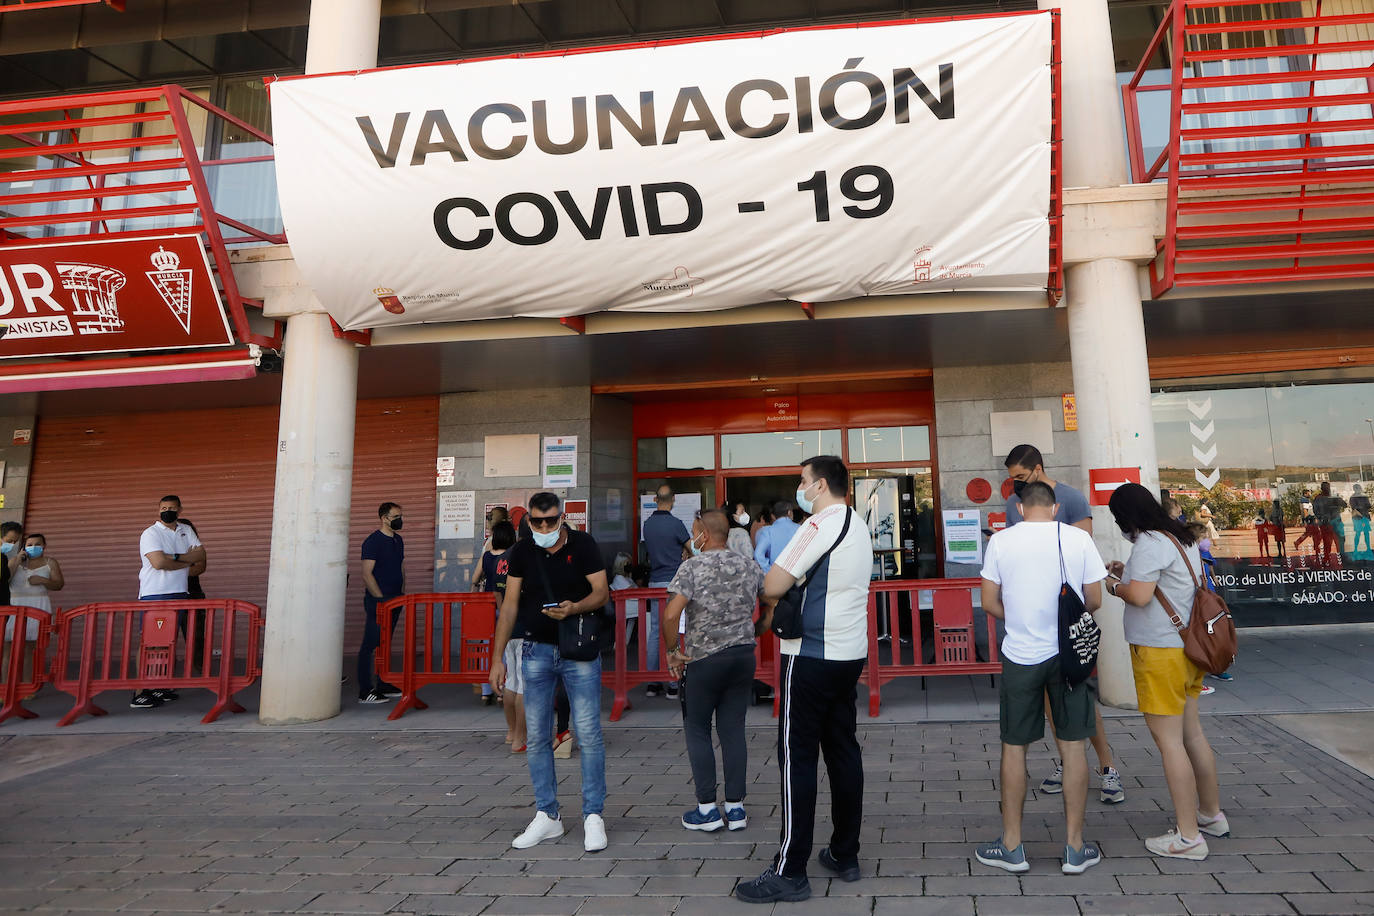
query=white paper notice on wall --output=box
[990,410,1054,459]
[942,509,983,565]
[485,434,540,477]
[438,490,476,540]
[436,471,455,487]
[542,435,578,488]
[436,456,455,472]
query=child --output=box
[1295,515,1321,553]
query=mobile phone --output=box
[541,602,559,609]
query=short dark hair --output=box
[378,502,400,519]
[23,532,44,545]
[160,494,181,506]
[0,521,23,538]
[490,520,516,551]
[698,509,728,541]
[1004,444,1043,472]
[1107,483,1195,545]
[529,491,561,512]
[801,455,848,496]
[772,500,792,518]
[1019,480,1055,508]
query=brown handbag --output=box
[1152,534,1238,675]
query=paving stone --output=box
[1179,893,1295,915]
[573,897,677,915]
[1217,872,1326,893]
[975,895,1081,915]
[1118,874,1223,895]
[1285,893,1374,915]
[480,897,586,916]
[394,896,496,916]
[872,898,975,916]
[213,891,323,912]
[296,891,408,913]
[1072,895,1187,915]
[1250,853,1356,873]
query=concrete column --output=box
[1041,0,1157,708]
[259,0,380,725]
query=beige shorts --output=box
[502,638,525,695]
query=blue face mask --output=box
[24,545,42,558]
[0,542,14,556]
[796,481,820,515]
[531,526,560,549]
[689,533,704,556]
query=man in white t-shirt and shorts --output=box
[736,455,873,905]
[134,495,206,710]
[976,480,1105,875]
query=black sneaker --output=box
[150,689,179,701]
[376,681,402,698]
[130,691,164,709]
[358,688,391,704]
[818,847,860,882]
[645,683,663,698]
[665,682,680,699]
[735,868,810,904]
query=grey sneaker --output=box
[1040,763,1063,795]
[975,838,1029,873]
[1062,842,1102,874]
[1100,766,1125,804]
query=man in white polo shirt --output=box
[736,455,873,905]
[133,495,206,710]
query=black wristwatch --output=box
[173,553,181,562]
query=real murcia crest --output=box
[146,246,193,333]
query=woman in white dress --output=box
[6,533,63,683]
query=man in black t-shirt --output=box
[491,491,610,854]
[358,502,405,704]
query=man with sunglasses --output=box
[491,491,611,853]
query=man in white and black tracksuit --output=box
[736,455,873,905]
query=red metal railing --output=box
[0,606,50,724]
[1122,0,1374,297]
[0,85,284,347]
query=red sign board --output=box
[966,477,992,504]
[564,499,588,531]
[988,511,1007,533]
[764,398,799,430]
[0,234,233,359]
[1089,467,1141,506]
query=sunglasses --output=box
[528,513,562,529]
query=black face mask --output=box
[160,510,178,524]
[389,518,403,531]
[1012,479,1028,498]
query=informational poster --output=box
[564,499,588,530]
[270,14,1054,330]
[942,509,983,564]
[436,455,456,487]
[542,435,578,487]
[605,488,622,521]
[640,492,702,537]
[438,490,476,540]
[1062,393,1078,431]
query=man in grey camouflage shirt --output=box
[664,508,767,833]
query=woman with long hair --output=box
[1104,483,1226,860]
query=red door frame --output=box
[631,390,944,575]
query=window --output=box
[636,436,714,471]
[847,426,931,464]
[719,430,842,469]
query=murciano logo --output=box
[373,287,406,315]
[642,267,703,296]
[57,262,126,334]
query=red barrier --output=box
[50,600,263,726]
[0,606,50,724]
[378,593,498,721]
[865,578,1000,717]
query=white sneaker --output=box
[583,813,607,852]
[512,811,564,849]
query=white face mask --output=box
[735,512,749,525]
[531,526,559,548]
[796,480,820,514]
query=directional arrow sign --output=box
[1192,443,1218,465]
[1089,467,1142,506]
[1195,468,1221,488]
[1189,420,1215,441]
[1188,398,1212,420]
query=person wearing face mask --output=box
[134,496,207,709]
[737,456,872,904]
[1001,446,1124,805]
[358,502,406,705]
[0,521,28,683]
[724,501,756,561]
[663,510,767,833]
[10,533,63,633]
[490,491,610,853]
[641,486,691,698]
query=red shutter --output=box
[24,396,437,657]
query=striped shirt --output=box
[775,505,872,661]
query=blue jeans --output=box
[645,582,671,671]
[521,640,606,818]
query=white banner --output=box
[270,14,1052,330]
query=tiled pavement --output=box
[3,713,1374,915]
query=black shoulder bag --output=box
[771,508,852,640]
[1057,523,1101,688]
[530,533,604,662]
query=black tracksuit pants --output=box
[774,653,867,879]
[682,644,756,805]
